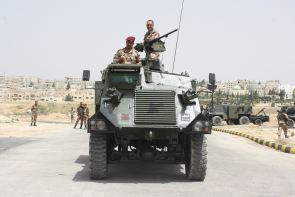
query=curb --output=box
[213,128,295,154]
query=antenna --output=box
[172,0,185,73]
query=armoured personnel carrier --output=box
[82,29,215,181]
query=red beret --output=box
[126,36,135,42]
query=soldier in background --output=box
[30,101,39,126]
[83,103,90,129]
[277,108,289,138]
[70,107,75,123]
[144,19,160,59]
[74,102,85,129]
[113,36,140,64]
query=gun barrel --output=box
[158,29,178,40]
[146,29,178,44]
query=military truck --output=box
[82,29,215,181]
[211,104,269,126]
[280,106,295,127]
[286,107,295,127]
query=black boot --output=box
[284,132,288,138]
[34,122,36,126]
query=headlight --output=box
[96,120,106,130]
[204,121,210,127]
[90,120,96,126]
[193,121,211,132]
[193,121,203,131]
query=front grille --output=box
[134,90,176,124]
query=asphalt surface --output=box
[0,127,295,197]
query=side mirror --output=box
[83,70,90,81]
[209,73,215,85]
[207,73,217,91]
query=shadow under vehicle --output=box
[211,104,269,126]
[82,29,216,181]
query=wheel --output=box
[212,116,222,126]
[239,116,250,125]
[89,133,107,179]
[254,119,262,126]
[185,134,208,181]
[287,119,294,128]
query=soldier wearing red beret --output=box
[113,36,140,64]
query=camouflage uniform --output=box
[70,107,75,123]
[31,103,39,126]
[74,104,85,129]
[144,30,160,59]
[113,48,140,64]
[83,104,90,129]
[277,111,289,138]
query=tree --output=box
[52,83,56,88]
[64,94,73,101]
[66,82,71,90]
[199,79,206,87]
[279,89,286,101]
[293,89,295,100]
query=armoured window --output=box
[109,72,140,89]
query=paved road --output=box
[0,127,295,197]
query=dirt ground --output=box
[0,101,94,123]
[0,101,88,137]
[215,124,295,147]
[213,104,295,147]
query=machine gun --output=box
[135,29,178,57]
[135,29,178,72]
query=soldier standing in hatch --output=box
[277,108,289,138]
[30,101,39,126]
[113,36,140,64]
[83,103,89,129]
[144,19,160,59]
[74,102,85,129]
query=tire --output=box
[287,119,294,128]
[254,119,262,126]
[212,116,222,126]
[185,134,208,181]
[89,133,107,179]
[239,116,250,125]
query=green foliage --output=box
[279,89,286,101]
[64,94,73,102]
[66,82,71,90]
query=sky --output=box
[0,0,295,84]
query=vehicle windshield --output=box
[110,73,139,84]
[109,72,140,89]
